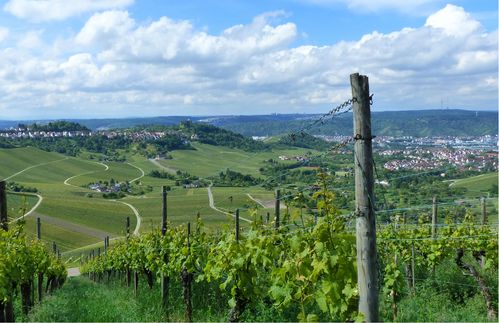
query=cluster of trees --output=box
[277,133,330,150]
[148,170,175,180]
[211,169,262,187]
[7,182,38,193]
[178,121,269,152]
[27,121,91,132]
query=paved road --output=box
[127,162,145,183]
[3,157,68,181]
[8,192,43,224]
[207,185,252,223]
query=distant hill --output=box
[0,109,496,137]
[213,110,498,137]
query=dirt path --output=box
[31,212,114,239]
[3,157,68,181]
[149,159,177,174]
[207,184,252,223]
[246,193,268,208]
[67,267,81,277]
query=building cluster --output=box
[0,130,91,139]
[278,155,310,162]
[383,148,498,172]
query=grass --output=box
[0,147,63,180]
[159,143,315,178]
[452,172,498,197]
[6,192,37,219]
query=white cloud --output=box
[425,4,481,36]
[4,0,134,22]
[0,27,9,42]
[297,0,445,14]
[0,5,496,118]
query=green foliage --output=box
[278,132,330,150]
[0,223,67,302]
[30,121,91,132]
[211,169,262,187]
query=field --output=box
[158,142,314,177]
[0,144,313,255]
[452,172,498,196]
[2,143,495,258]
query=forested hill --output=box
[212,110,498,137]
[0,109,496,137]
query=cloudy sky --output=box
[0,0,497,119]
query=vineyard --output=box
[80,173,498,322]
[1,73,497,322]
[0,223,67,321]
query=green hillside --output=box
[159,142,314,178]
[452,172,498,197]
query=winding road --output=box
[127,162,145,183]
[4,157,68,181]
[207,184,252,223]
[8,192,43,224]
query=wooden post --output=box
[162,186,167,235]
[351,72,379,321]
[161,185,169,313]
[275,189,280,229]
[182,222,193,322]
[235,209,240,241]
[126,216,130,240]
[411,243,416,289]
[266,212,270,224]
[432,196,437,239]
[0,181,7,231]
[480,197,487,267]
[0,181,14,321]
[481,197,487,225]
[134,271,139,297]
[36,217,41,239]
[36,217,43,302]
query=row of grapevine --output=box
[378,211,498,320]
[82,182,360,322]
[80,174,497,321]
[0,223,67,321]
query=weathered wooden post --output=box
[161,185,169,312]
[275,189,280,229]
[36,217,43,302]
[235,209,240,241]
[432,196,437,239]
[0,181,14,322]
[126,216,130,240]
[351,73,378,321]
[481,197,487,225]
[0,181,7,231]
[182,222,193,322]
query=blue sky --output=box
[0,0,497,119]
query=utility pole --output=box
[351,73,379,321]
